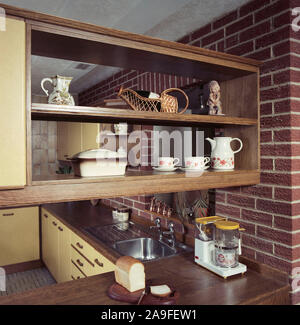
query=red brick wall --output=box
[79,0,300,303]
[179,0,299,303]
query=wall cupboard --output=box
[0,17,26,189]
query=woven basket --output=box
[117,86,189,114]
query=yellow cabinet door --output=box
[0,207,39,266]
[67,122,82,158]
[43,212,59,280]
[57,122,82,160]
[0,18,26,189]
[57,122,69,161]
[57,220,71,283]
[81,123,100,151]
[57,122,101,160]
[41,210,50,268]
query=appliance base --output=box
[194,259,247,279]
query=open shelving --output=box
[31,104,258,127]
[0,5,261,207]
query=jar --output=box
[116,207,130,222]
[214,220,240,268]
[195,216,225,241]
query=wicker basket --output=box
[117,86,189,114]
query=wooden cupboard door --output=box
[0,18,26,189]
[0,207,39,266]
[57,220,71,283]
[81,123,100,151]
[67,122,82,157]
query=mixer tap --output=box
[163,222,176,248]
[150,217,163,240]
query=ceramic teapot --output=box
[206,137,243,170]
[41,75,75,106]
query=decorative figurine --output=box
[207,80,222,115]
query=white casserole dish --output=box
[69,148,127,177]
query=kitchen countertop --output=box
[0,201,290,305]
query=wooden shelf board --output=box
[31,104,257,127]
[0,169,260,208]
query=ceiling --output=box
[1,0,250,96]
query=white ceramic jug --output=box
[206,137,243,170]
[41,75,75,106]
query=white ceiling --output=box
[1,0,250,95]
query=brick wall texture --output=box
[79,0,300,304]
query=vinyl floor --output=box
[0,267,56,296]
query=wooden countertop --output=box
[0,201,290,305]
[0,254,290,305]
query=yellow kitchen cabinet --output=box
[67,122,82,158]
[81,122,100,151]
[0,18,26,189]
[57,122,82,160]
[41,210,51,269]
[41,208,71,283]
[42,210,59,280]
[70,231,115,277]
[57,122,69,160]
[57,122,100,160]
[56,219,71,283]
[0,207,39,266]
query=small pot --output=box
[68,149,127,177]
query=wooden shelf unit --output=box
[0,4,261,207]
[31,104,258,127]
[1,169,259,208]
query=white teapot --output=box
[206,137,243,170]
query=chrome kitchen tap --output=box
[163,222,176,248]
[150,217,163,240]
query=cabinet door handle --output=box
[71,275,80,280]
[76,259,84,267]
[3,213,14,216]
[52,221,57,226]
[58,226,63,231]
[44,214,48,218]
[94,259,104,267]
[76,242,83,249]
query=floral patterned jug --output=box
[206,137,243,170]
[41,75,75,106]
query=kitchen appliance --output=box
[69,148,127,177]
[194,216,247,279]
[206,137,243,170]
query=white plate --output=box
[180,166,209,172]
[153,166,178,172]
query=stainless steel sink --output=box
[113,237,177,261]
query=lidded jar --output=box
[214,220,241,268]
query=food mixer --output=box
[194,216,247,279]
